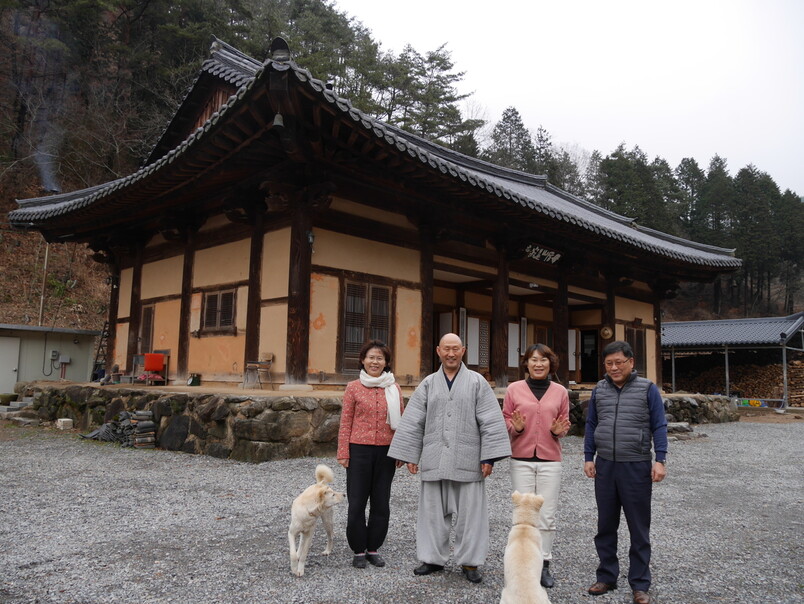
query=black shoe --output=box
[365,552,385,567]
[462,566,483,583]
[352,554,367,569]
[413,562,444,576]
[540,561,554,588]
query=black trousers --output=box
[346,443,396,554]
[594,457,653,591]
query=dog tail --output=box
[315,464,334,485]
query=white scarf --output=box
[359,369,401,430]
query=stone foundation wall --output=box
[19,384,739,462]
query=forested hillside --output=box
[1,0,801,331]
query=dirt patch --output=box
[738,411,804,423]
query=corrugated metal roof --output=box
[9,39,741,271]
[661,312,804,347]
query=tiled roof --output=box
[10,39,741,271]
[661,312,804,347]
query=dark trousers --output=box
[593,457,653,591]
[346,443,396,554]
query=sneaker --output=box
[352,554,367,569]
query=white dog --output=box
[288,464,345,577]
[500,491,552,604]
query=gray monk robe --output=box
[388,363,511,567]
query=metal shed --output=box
[661,312,804,408]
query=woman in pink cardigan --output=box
[337,340,404,570]
[503,343,571,589]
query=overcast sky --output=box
[332,0,803,195]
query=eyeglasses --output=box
[604,359,632,368]
[364,356,386,362]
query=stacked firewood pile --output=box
[669,363,784,399]
[789,360,804,408]
[131,410,156,448]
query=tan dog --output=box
[288,464,345,577]
[500,491,551,604]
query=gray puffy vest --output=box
[593,373,653,462]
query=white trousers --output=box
[417,480,488,567]
[509,459,563,560]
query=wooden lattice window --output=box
[202,289,236,333]
[342,281,391,372]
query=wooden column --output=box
[552,272,569,384]
[419,230,434,377]
[125,244,143,372]
[285,203,312,384]
[177,231,195,379]
[105,260,120,374]
[491,247,509,387]
[654,299,663,387]
[244,211,264,367]
[601,274,617,374]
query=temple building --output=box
[9,38,741,389]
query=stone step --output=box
[9,401,30,410]
[10,417,39,427]
[0,406,17,414]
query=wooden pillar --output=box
[286,203,312,384]
[419,230,434,377]
[601,274,617,374]
[105,261,120,374]
[244,211,264,366]
[654,299,663,387]
[125,244,143,372]
[492,247,509,387]
[552,272,569,384]
[177,231,195,379]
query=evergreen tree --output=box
[482,106,536,172]
[675,157,705,239]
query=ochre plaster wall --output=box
[260,304,288,375]
[188,335,245,381]
[315,229,419,282]
[152,299,180,378]
[308,273,339,375]
[434,287,457,307]
[395,287,421,379]
[646,329,657,381]
[114,323,128,370]
[193,239,250,287]
[118,268,132,319]
[616,297,654,326]
[262,228,291,300]
[235,285,248,330]
[571,309,602,326]
[141,255,183,300]
[524,304,552,322]
[465,291,492,313]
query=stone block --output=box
[56,418,74,430]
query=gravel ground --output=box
[1,420,802,604]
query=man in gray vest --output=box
[584,340,667,604]
[388,333,511,584]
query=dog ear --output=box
[511,490,522,504]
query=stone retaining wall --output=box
[19,384,739,462]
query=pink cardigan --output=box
[502,380,570,461]
[337,379,404,460]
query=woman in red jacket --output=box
[503,343,571,588]
[337,340,404,569]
